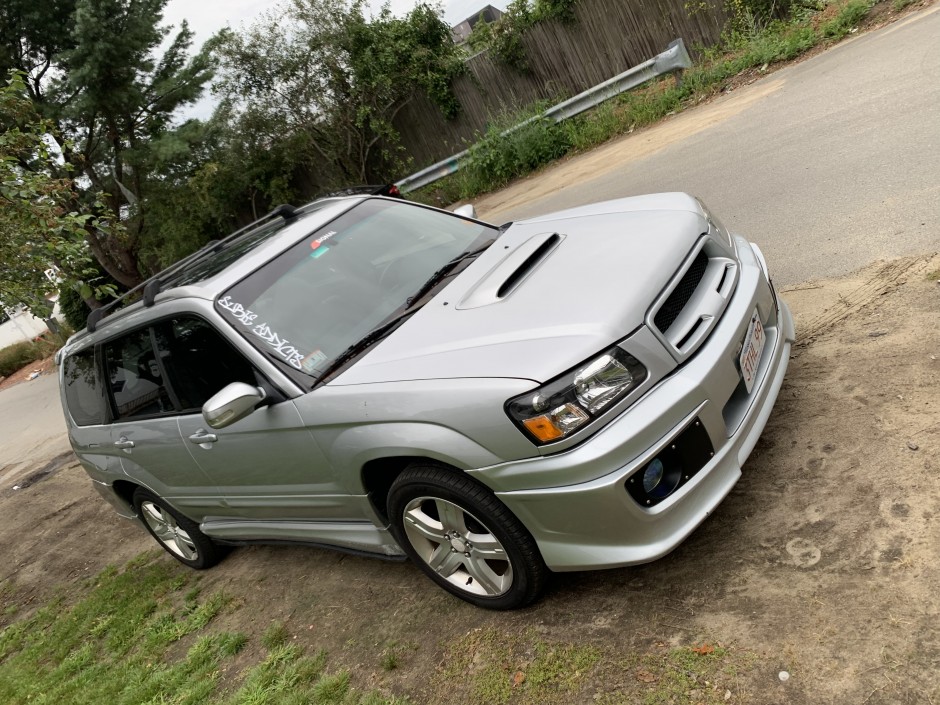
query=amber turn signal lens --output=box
[522,416,565,442]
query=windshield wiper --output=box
[405,239,495,308]
[314,308,420,383]
[314,239,496,384]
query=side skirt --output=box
[200,519,406,559]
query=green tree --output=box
[210,0,465,203]
[0,74,116,316]
[0,0,213,288]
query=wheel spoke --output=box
[173,530,197,560]
[142,502,165,526]
[468,534,508,560]
[152,524,176,544]
[435,499,468,534]
[141,501,198,562]
[404,508,446,543]
[464,554,507,596]
[426,543,465,578]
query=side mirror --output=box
[202,382,266,429]
[453,204,477,219]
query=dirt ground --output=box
[1,252,937,703]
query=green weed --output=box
[0,556,401,705]
[437,627,600,704]
[261,620,291,649]
[820,0,874,37]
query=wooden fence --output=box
[394,0,729,168]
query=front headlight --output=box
[506,347,647,444]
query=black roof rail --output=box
[85,203,301,333]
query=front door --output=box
[155,316,361,522]
[102,327,221,519]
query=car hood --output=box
[333,193,708,385]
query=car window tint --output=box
[155,317,256,412]
[63,349,105,426]
[104,329,174,421]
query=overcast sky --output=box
[162,0,506,48]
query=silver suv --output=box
[58,193,794,609]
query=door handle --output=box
[113,437,135,450]
[188,430,218,445]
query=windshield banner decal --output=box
[218,296,304,370]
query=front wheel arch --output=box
[362,455,468,524]
[387,462,547,609]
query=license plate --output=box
[739,310,765,394]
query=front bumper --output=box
[469,239,795,571]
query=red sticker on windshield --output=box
[311,231,337,249]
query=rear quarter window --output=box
[63,349,106,426]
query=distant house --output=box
[452,4,503,45]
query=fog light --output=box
[641,457,682,499]
[626,419,714,507]
[643,458,665,493]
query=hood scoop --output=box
[457,232,563,310]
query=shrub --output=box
[461,115,571,196]
[0,341,42,378]
[0,333,62,378]
[58,286,92,331]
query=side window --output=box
[104,329,174,421]
[63,349,105,426]
[154,317,257,412]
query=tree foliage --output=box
[0,0,214,289]
[0,0,471,298]
[210,0,465,202]
[0,73,116,316]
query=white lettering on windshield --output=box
[252,322,304,370]
[217,297,304,370]
[217,296,258,325]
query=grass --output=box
[411,0,884,206]
[0,555,404,705]
[436,627,601,704]
[596,643,757,705]
[430,626,763,705]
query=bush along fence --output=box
[393,0,729,169]
[396,39,692,193]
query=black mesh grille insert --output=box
[654,250,709,333]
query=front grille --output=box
[654,251,708,333]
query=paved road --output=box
[480,6,940,286]
[0,374,71,484]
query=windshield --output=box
[217,198,495,381]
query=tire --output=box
[133,488,224,570]
[387,464,547,610]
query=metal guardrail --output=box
[395,38,692,194]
